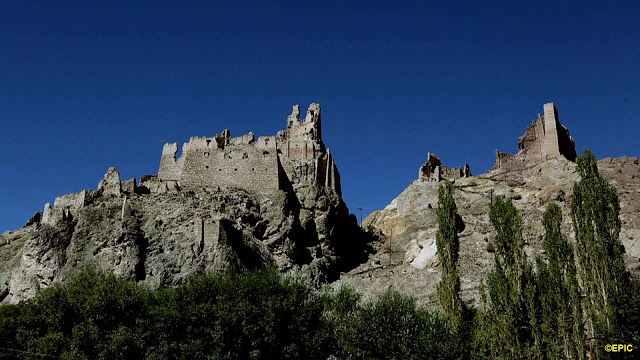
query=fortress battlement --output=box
[157,103,341,196]
[494,103,577,171]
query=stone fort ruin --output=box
[157,103,341,196]
[418,153,472,182]
[494,102,577,171]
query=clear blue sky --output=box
[1,1,639,231]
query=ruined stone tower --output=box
[494,102,576,171]
[157,103,341,196]
[418,153,471,182]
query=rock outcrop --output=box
[1,101,637,308]
[0,104,368,303]
[343,156,640,306]
[340,104,639,305]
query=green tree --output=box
[338,290,460,360]
[148,268,334,360]
[436,181,463,328]
[484,196,540,359]
[15,268,151,360]
[537,202,585,359]
[571,150,630,356]
[0,303,22,359]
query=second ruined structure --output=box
[418,153,472,182]
[156,103,341,196]
[494,102,577,171]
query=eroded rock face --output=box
[0,170,367,303]
[0,103,371,303]
[338,157,640,305]
[8,220,75,301]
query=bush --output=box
[0,268,339,360]
[147,268,333,360]
[14,268,151,360]
[337,290,462,360]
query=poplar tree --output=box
[571,150,629,354]
[537,202,585,360]
[436,181,463,328]
[486,196,538,359]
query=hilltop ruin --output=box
[494,102,577,171]
[2,100,638,306]
[0,103,364,303]
[418,153,471,182]
[156,103,341,197]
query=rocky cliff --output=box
[0,167,367,304]
[2,102,638,308]
[338,103,639,305]
[0,103,371,304]
[339,156,640,305]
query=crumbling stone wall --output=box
[158,130,281,195]
[54,191,88,210]
[277,104,341,196]
[494,103,576,171]
[157,103,342,197]
[158,143,184,181]
[418,152,471,182]
[121,178,136,194]
[181,133,280,195]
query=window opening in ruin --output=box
[173,143,184,159]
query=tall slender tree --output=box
[537,202,585,359]
[436,181,463,328]
[571,150,629,355]
[485,196,540,359]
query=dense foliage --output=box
[471,150,639,360]
[1,150,639,359]
[0,269,463,360]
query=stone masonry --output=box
[418,152,472,182]
[157,103,341,196]
[494,102,577,171]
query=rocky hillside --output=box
[0,168,367,304]
[2,101,638,308]
[338,156,640,305]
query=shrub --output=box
[337,290,462,360]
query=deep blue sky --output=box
[1,1,639,231]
